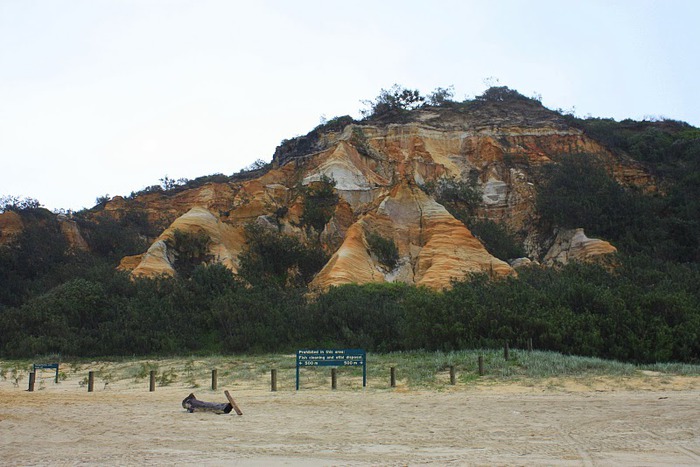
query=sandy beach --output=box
[1,362,699,466]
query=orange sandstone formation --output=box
[98,101,648,288]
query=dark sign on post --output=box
[33,363,59,384]
[296,349,366,390]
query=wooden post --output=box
[211,369,218,391]
[331,368,337,390]
[270,369,277,392]
[88,371,94,392]
[449,365,456,385]
[504,341,510,361]
[28,372,35,392]
[149,370,156,392]
[224,390,243,415]
[390,367,396,388]
[478,355,484,376]
[528,338,533,352]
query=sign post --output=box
[296,349,366,390]
[33,363,59,384]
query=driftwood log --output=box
[181,393,232,414]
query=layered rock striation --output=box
[311,183,513,290]
[543,228,617,266]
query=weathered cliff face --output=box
[108,100,649,289]
[543,228,617,266]
[102,181,243,235]
[57,214,89,252]
[311,183,513,290]
[0,209,88,252]
[126,206,244,277]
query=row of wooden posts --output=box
[27,340,531,392]
[27,364,482,392]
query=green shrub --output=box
[475,86,533,103]
[536,155,626,233]
[299,176,338,236]
[360,84,424,119]
[314,115,355,133]
[0,195,41,212]
[468,219,525,260]
[166,229,211,278]
[422,176,482,222]
[78,214,150,261]
[238,223,328,287]
[366,232,399,269]
[157,368,177,386]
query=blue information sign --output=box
[296,349,366,390]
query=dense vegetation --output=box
[1,257,697,363]
[536,131,700,263]
[237,223,328,288]
[1,87,699,363]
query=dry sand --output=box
[1,364,699,466]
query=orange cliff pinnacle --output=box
[310,183,513,291]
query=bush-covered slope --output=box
[1,86,699,361]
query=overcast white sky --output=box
[1,0,699,211]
